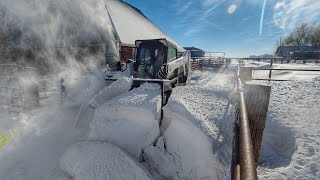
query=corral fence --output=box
[188,51,231,70]
[241,57,320,64]
[0,64,52,116]
[238,59,320,81]
[191,57,231,70]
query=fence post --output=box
[244,83,271,165]
[268,59,273,81]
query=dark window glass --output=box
[167,46,177,62]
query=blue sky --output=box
[124,0,320,57]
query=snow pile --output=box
[74,77,133,138]
[88,83,162,160]
[143,107,225,180]
[168,67,237,168]
[60,142,152,180]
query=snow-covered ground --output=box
[1,61,320,180]
[258,77,320,179]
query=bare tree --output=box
[308,23,320,50]
[283,23,311,46]
[284,33,296,46]
[296,23,310,45]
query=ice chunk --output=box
[145,108,225,180]
[143,138,182,180]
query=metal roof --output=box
[105,0,185,52]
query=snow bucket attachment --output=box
[131,79,172,107]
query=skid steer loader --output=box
[106,38,191,105]
[74,39,191,136]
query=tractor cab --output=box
[134,39,177,79]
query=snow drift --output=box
[143,107,225,180]
[60,142,153,180]
[88,83,162,160]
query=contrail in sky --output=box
[205,0,226,15]
[259,0,267,35]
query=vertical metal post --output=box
[269,59,273,81]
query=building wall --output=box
[190,51,205,58]
[120,45,134,63]
[276,46,320,59]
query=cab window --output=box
[167,46,177,62]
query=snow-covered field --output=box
[0,61,320,179]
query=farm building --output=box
[275,46,320,59]
[183,47,205,59]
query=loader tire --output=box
[182,70,189,84]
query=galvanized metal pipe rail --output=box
[232,67,258,180]
[252,68,320,81]
[254,68,320,71]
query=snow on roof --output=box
[184,47,205,52]
[106,0,185,52]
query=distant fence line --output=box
[239,57,320,64]
[191,57,231,70]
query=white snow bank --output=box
[74,77,133,138]
[108,82,162,117]
[60,142,152,180]
[88,83,161,160]
[168,69,237,169]
[143,107,225,180]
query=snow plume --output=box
[0,0,117,123]
[0,0,118,74]
[0,1,119,179]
